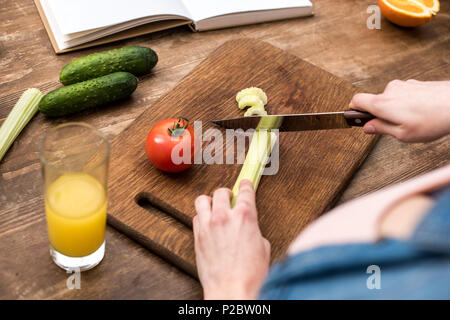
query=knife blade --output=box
[212,110,374,132]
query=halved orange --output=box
[379,0,440,27]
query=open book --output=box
[34,0,313,54]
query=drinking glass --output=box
[40,122,110,271]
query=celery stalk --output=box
[231,115,279,206]
[0,88,43,162]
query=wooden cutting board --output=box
[108,39,377,277]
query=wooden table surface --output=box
[0,0,449,299]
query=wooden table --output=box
[0,0,449,299]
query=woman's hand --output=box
[350,80,450,142]
[193,179,271,300]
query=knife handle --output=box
[344,110,375,127]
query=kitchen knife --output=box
[212,110,375,132]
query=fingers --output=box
[193,215,199,232]
[195,195,212,225]
[263,238,271,257]
[192,215,200,240]
[363,119,402,138]
[212,188,232,220]
[406,79,421,84]
[196,180,257,226]
[349,93,378,114]
[350,92,402,124]
[234,179,257,218]
[349,92,397,121]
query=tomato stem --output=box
[168,117,190,136]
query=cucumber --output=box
[60,46,157,85]
[39,72,138,117]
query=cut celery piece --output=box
[238,94,265,110]
[244,107,267,117]
[236,87,268,105]
[0,88,43,162]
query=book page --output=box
[45,0,191,34]
[182,0,312,22]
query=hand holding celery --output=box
[0,88,43,161]
[231,87,277,206]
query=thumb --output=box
[363,119,401,137]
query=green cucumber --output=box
[60,46,158,85]
[39,72,138,117]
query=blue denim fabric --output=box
[259,186,450,299]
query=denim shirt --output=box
[259,187,450,299]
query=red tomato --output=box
[145,118,197,173]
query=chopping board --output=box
[108,39,377,277]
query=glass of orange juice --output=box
[39,122,110,271]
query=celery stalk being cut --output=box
[0,88,43,162]
[231,115,279,206]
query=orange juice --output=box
[45,173,107,257]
